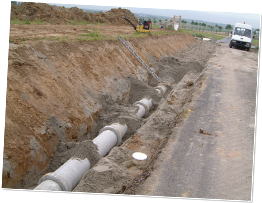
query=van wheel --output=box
[247,48,250,51]
[229,43,232,48]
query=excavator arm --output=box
[124,17,137,30]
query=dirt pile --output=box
[10,2,138,25]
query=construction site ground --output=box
[2,3,259,202]
[9,24,135,43]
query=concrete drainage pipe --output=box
[34,123,127,191]
[93,123,128,157]
[133,98,153,118]
[154,84,167,96]
[35,158,90,191]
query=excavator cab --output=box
[143,21,149,30]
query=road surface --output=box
[137,42,258,201]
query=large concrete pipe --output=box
[34,123,127,191]
[133,98,153,118]
[35,158,90,191]
[93,123,128,157]
[154,84,167,96]
[35,180,62,191]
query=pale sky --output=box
[48,1,260,28]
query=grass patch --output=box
[82,29,101,38]
[79,29,111,41]
[253,39,259,46]
[180,29,225,40]
[182,109,189,118]
[24,20,31,24]
[10,19,46,25]
[34,18,45,25]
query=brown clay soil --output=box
[3,2,218,191]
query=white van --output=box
[229,23,252,51]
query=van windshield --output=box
[234,27,251,38]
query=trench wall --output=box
[3,33,195,188]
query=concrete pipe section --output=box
[93,123,128,157]
[133,98,153,118]
[35,158,90,191]
[34,123,127,191]
[154,84,167,96]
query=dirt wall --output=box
[3,33,195,188]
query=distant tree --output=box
[209,26,214,33]
[201,23,206,31]
[218,26,223,31]
[153,18,157,27]
[191,20,195,29]
[181,20,187,28]
[11,1,22,5]
[194,22,198,30]
[225,24,233,30]
[214,24,219,33]
[225,24,233,34]
[254,28,260,34]
[159,19,162,24]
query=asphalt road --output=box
[137,42,258,201]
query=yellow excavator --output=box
[124,17,151,33]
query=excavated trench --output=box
[3,34,216,192]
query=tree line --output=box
[138,17,234,33]
[181,19,234,33]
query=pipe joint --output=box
[99,123,128,146]
[154,85,167,96]
[37,158,90,191]
[133,98,152,117]
[38,172,70,191]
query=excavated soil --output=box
[11,2,138,25]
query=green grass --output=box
[69,20,87,25]
[10,19,46,25]
[180,29,226,40]
[253,39,259,46]
[79,29,105,41]
[182,109,189,118]
[82,30,101,38]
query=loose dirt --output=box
[11,2,138,25]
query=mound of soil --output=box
[10,2,138,25]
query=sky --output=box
[47,0,261,29]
